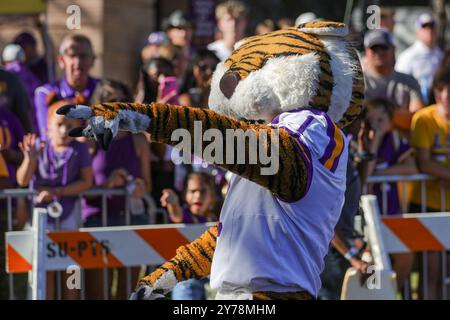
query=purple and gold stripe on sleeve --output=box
[319,115,345,173]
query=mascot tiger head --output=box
[208,21,364,128]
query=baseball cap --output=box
[162,10,193,31]
[145,31,169,46]
[2,44,25,63]
[295,12,317,26]
[415,12,435,29]
[364,28,394,48]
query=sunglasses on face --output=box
[421,22,435,29]
[197,63,216,72]
[64,51,92,60]
[370,45,389,52]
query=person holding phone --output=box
[158,75,179,104]
[135,57,178,104]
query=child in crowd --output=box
[179,49,220,108]
[177,50,227,197]
[16,99,93,299]
[82,79,151,300]
[161,172,218,224]
[358,97,417,293]
[359,97,417,215]
[160,172,219,299]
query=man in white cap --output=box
[2,44,41,131]
[294,12,318,26]
[395,13,444,104]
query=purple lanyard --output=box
[47,144,70,187]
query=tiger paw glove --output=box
[56,103,151,150]
[129,270,178,300]
[130,224,218,300]
[129,284,164,300]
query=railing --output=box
[1,187,167,300]
[4,173,450,300]
[365,174,450,300]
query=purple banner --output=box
[190,0,217,49]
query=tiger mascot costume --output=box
[58,21,364,300]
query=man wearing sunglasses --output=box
[364,28,424,132]
[396,13,444,104]
[34,34,100,140]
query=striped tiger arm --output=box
[138,224,218,290]
[61,101,311,201]
[140,102,310,201]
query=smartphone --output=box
[159,76,179,104]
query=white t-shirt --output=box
[207,40,232,61]
[210,108,348,297]
[395,41,444,103]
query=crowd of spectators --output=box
[0,0,449,300]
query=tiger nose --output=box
[219,72,240,99]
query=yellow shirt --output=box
[410,105,450,211]
[0,154,8,178]
[0,125,9,178]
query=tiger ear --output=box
[296,21,348,37]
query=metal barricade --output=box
[365,174,450,300]
[1,187,165,300]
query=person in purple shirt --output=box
[3,44,42,132]
[16,99,92,300]
[359,98,419,293]
[0,68,33,133]
[3,43,42,95]
[160,172,218,300]
[34,34,99,139]
[359,98,418,215]
[16,99,93,229]
[0,108,28,242]
[161,172,218,224]
[0,107,25,186]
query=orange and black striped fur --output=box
[71,21,364,300]
[87,101,311,299]
[215,21,364,128]
[140,224,219,287]
[90,101,309,201]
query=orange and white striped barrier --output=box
[380,213,450,253]
[7,206,450,272]
[361,195,450,255]
[6,223,213,273]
